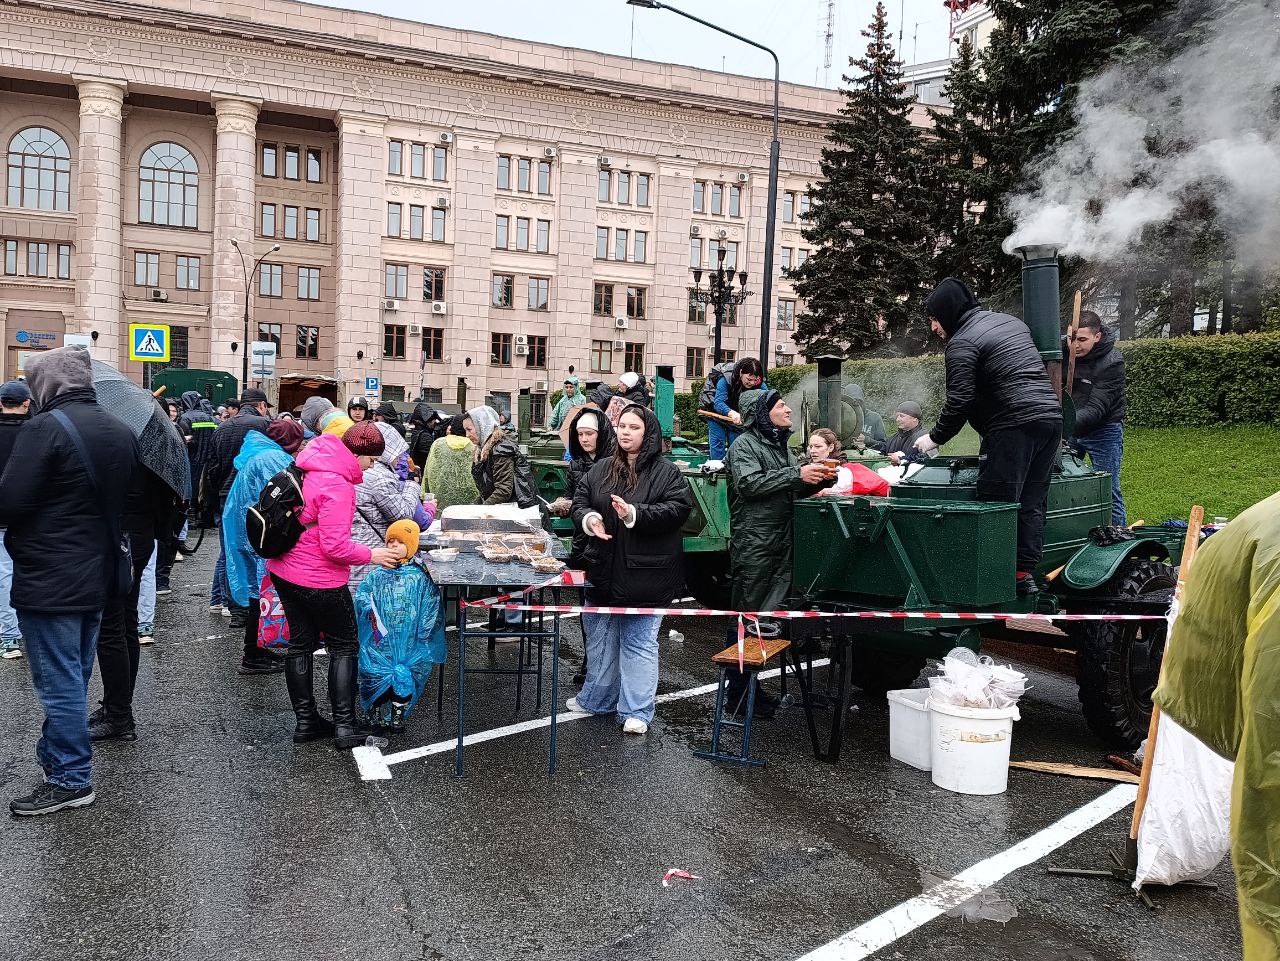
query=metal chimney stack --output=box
[1014,244,1065,398]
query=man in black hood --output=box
[1065,310,1126,525]
[917,278,1062,594]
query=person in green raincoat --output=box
[725,389,834,711]
[1154,491,1280,961]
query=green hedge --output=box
[1120,334,1280,427]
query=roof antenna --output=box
[823,0,835,86]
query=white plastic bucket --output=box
[927,697,1020,795]
[886,688,932,771]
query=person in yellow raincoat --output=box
[1155,491,1280,961]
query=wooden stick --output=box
[1010,760,1139,785]
[1129,505,1204,842]
[1066,290,1083,396]
[697,409,739,425]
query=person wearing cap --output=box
[0,380,32,661]
[267,424,404,749]
[917,278,1062,595]
[373,401,407,438]
[549,375,588,430]
[300,396,354,439]
[589,371,651,413]
[885,401,933,465]
[347,396,369,423]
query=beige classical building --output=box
[0,0,925,418]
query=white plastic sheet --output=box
[1134,714,1234,889]
[927,648,1029,710]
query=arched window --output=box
[6,127,71,211]
[139,142,199,228]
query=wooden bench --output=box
[694,636,792,768]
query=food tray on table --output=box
[420,535,571,588]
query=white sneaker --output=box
[208,603,222,613]
[566,697,586,713]
[220,606,232,618]
[314,647,328,658]
[174,552,185,563]
[622,718,648,735]
[1,642,22,660]
[138,634,155,646]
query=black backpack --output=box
[697,361,738,411]
[245,465,308,558]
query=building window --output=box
[497,155,510,190]
[780,247,793,270]
[410,143,425,179]
[633,231,648,264]
[490,332,512,366]
[283,146,300,180]
[282,205,298,240]
[165,325,190,369]
[710,183,723,216]
[259,263,282,297]
[27,242,49,278]
[261,142,278,178]
[306,148,322,183]
[515,217,530,252]
[617,171,631,205]
[388,140,403,176]
[799,193,811,219]
[688,297,707,325]
[258,323,282,348]
[593,282,614,316]
[7,127,71,211]
[536,220,550,254]
[685,346,705,378]
[432,146,447,181]
[690,238,702,269]
[636,174,650,207]
[424,267,446,301]
[384,264,408,300]
[139,142,199,228]
[383,324,407,360]
[3,240,16,275]
[422,326,444,361]
[305,208,320,242]
[777,299,796,330]
[595,227,609,260]
[517,158,531,192]
[528,276,550,311]
[176,255,200,290]
[590,339,613,374]
[298,266,321,300]
[626,286,646,320]
[783,191,795,223]
[261,203,276,237]
[597,170,611,203]
[387,203,401,238]
[409,205,425,241]
[537,160,552,195]
[724,302,739,327]
[526,334,547,368]
[495,215,509,249]
[431,207,446,242]
[614,229,628,262]
[693,181,705,213]
[729,184,742,217]
[421,387,444,404]
[296,325,320,359]
[491,273,514,308]
[531,394,547,425]
[723,241,740,271]
[624,342,644,371]
[722,349,737,363]
[797,248,809,267]
[382,385,406,403]
[56,244,71,280]
[133,251,159,287]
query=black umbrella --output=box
[91,360,191,500]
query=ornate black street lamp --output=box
[690,244,751,365]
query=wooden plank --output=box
[712,637,791,666]
[1010,760,1139,785]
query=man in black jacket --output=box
[916,278,1062,594]
[884,401,932,466]
[1065,311,1127,524]
[0,346,138,815]
[0,380,31,660]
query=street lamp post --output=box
[230,239,280,388]
[627,0,782,373]
[689,245,751,366]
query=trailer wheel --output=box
[1073,558,1176,749]
[849,648,928,695]
[683,554,733,610]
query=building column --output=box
[550,148,599,387]
[73,77,127,364]
[210,95,261,384]
[652,159,697,387]
[334,111,387,403]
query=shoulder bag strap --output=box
[51,409,105,497]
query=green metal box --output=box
[792,497,1018,608]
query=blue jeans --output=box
[0,536,20,642]
[578,612,662,724]
[137,540,158,627]
[18,610,102,790]
[707,420,743,461]
[1075,422,1126,525]
[211,532,229,608]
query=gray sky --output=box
[307,0,957,88]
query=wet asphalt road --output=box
[0,546,1241,961]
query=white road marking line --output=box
[352,656,831,781]
[795,783,1139,961]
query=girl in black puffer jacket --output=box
[569,404,691,735]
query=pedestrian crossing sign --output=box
[129,323,170,363]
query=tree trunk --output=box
[1117,277,1138,340]
[1220,259,1234,334]
[1234,266,1263,333]
[1206,298,1218,335]
[1168,264,1196,337]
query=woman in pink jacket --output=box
[268,424,402,749]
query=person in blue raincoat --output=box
[355,520,446,734]
[223,420,304,676]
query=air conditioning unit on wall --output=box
[544,147,558,159]
[439,132,454,144]
[436,196,449,208]
[431,301,448,315]
[149,288,168,302]
[514,333,529,347]
[614,317,628,330]
[382,299,401,311]
[533,380,549,392]
[612,338,626,350]
[598,156,613,168]
[775,343,786,353]
[690,225,702,237]
[514,344,530,356]
[737,172,750,183]
[409,324,422,336]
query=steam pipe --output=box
[1014,244,1064,399]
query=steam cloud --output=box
[1003,0,1280,264]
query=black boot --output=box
[286,653,334,744]
[329,654,372,750]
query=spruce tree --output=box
[789,1,932,357]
